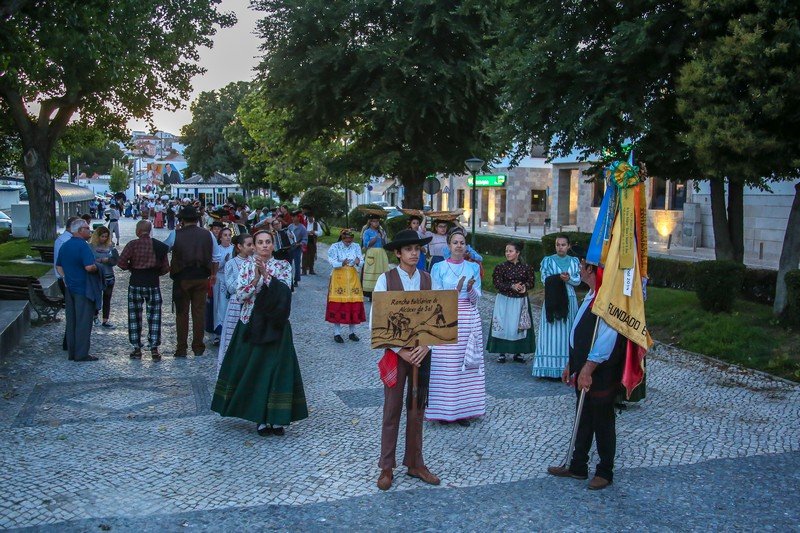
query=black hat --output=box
[384,229,433,251]
[177,205,200,221]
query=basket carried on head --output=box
[401,208,464,222]
[357,207,389,217]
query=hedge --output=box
[693,260,746,313]
[299,186,346,220]
[472,233,544,271]
[0,229,10,244]
[741,268,778,305]
[541,231,592,255]
[783,270,800,326]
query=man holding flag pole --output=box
[547,150,652,490]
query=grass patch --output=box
[0,261,53,277]
[318,227,361,246]
[0,238,44,261]
[646,286,800,381]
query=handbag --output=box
[518,300,532,331]
[462,327,483,371]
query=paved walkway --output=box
[0,218,798,531]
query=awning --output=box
[55,182,95,203]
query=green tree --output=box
[181,81,251,177]
[253,0,500,209]
[0,0,235,240]
[108,163,130,193]
[676,0,800,314]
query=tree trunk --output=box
[21,143,58,242]
[709,179,734,261]
[400,170,424,209]
[727,179,745,263]
[774,182,800,316]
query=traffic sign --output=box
[467,174,507,187]
[423,176,441,195]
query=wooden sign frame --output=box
[371,290,459,349]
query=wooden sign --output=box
[371,290,459,349]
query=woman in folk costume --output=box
[532,234,581,378]
[486,242,536,363]
[217,233,253,373]
[325,228,366,343]
[407,214,433,271]
[153,201,165,229]
[361,213,389,299]
[426,219,450,271]
[427,228,486,426]
[210,227,235,346]
[212,229,308,436]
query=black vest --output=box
[569,299,626,400]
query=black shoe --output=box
[271,426,285,436]
[513,354,525,363]
[348,333,360,342]
[457,419,471,427]
[75,356,99,362]
[257,424,271,437]
[130,349,142,359]
[173,351,187,358]
[334,335,344,343]
[496,354,507,363]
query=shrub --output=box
[693,260,746,313]
[741,268,778,306]
[0,229,10,244]
[385,215,410,238]
[227,193,246,206]
[541,232,592,256]
[299,186,346,220]
[782,270,800,326]
[347,204,385,230]
[472,233,544,271]
[647,257,697,291]
[247,196,278,211]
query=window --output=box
[591,179,605,207]
[670,181,686,211]
[457,189,465,208]
[530,189,547,212]
[650,178,667,210]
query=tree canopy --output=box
[253,0,500,208]
[0,0,235,239]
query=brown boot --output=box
[407,466,440,486]
[546,465,588,480]
[588,476,612,490]
[377,469,393,491]
[151,348,161,361]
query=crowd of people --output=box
[52,200,624,492]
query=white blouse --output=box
[327,241,364,272]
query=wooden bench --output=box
[30,245,55,263]
[0,275,64,322]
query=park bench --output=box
[30,245,54,263]
[0,275,64,322]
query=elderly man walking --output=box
[118,220,171,361]
[55,219,102,362]
[169,205,214,357]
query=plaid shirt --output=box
[118,236,169,274]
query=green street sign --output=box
[467,174,507,187]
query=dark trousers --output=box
[293,247,302,283]
[94,285,113,322]
[58,279,67,350]
[64,290,95,361]
[174,278,208,354]
[569,387,617,481]
[379,357,425,470]
[302,235,317,274]
[128,286,163,349]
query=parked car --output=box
[385,208,403,219]
[373,201,391,209]
[0,211,12,230]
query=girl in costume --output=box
[326,229,366,343]
[212,227,235,346]
[486,242,536,363]
[408,214,433,271]
[426,228,486,426]
[426,219,450,271]
[89,226,119,328]
[217,233,253,372]
[361,213,389,299]
[532,235,580,378]
[212,229,308,436]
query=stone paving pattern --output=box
[1,219,798,530]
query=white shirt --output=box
[305,219,323,237]
[371,266,429,355]
[569,290,618,364]
[327,241,363,271]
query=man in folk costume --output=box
[373,229,440,490]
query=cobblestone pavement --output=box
[1,218,798,531]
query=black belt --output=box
[109,219,119,222]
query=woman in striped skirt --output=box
[426,228,486,426]
[532,235,581,378]
[217,233,254,373]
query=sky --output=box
[126,0,261,136]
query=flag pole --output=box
[561,317,601,468]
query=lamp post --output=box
[465,157,484,249]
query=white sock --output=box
[348,325,356,334]
[334,324,342,335]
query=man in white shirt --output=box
[371,229,439,491]
[302,209,324,275]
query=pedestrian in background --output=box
[302,209,323,275]
[212,226,235,346]
[170,206,214,357]
[56,219,102,362]
[217,233,254,372]
[105,203,121,246]
[118,220,170,360]
[288,210,307,288]
[89,226,119,329]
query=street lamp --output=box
[465,157,484,248]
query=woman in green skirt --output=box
[486,242,536,363]
[212,229,308,436]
